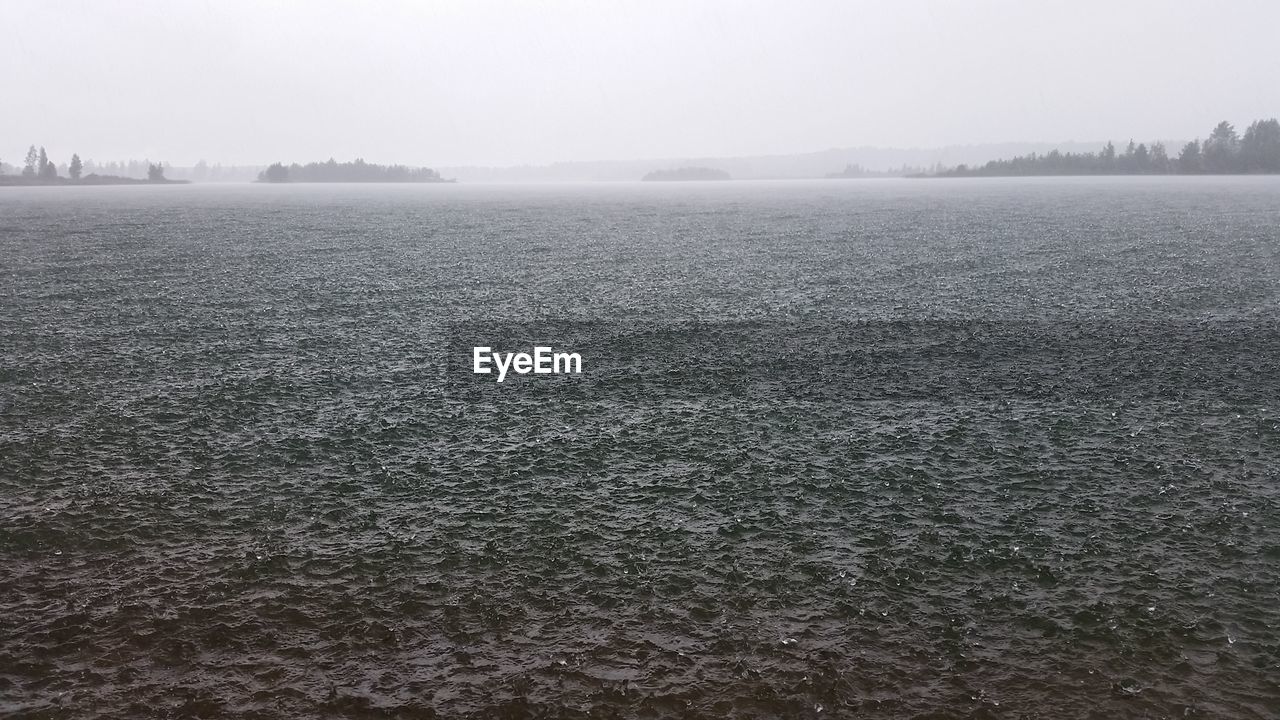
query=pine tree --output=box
[1150,142,1170,173]
[1203,121,1240,173]
[23,146,38,177]
[37,147,57,179]
[1178,141,1202,173]
[69,154,83,180]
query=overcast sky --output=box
[4,0,1279,167]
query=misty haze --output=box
[3,2,1280,719]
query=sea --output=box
[2,177,1278,718]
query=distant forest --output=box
[826,163,928,178]
[258,159,451,183]
[937,119,1280,176]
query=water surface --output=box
[2,178,1279,718]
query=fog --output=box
[3,0,1279,168]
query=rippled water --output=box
[2,178,1279,718]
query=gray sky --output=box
[4,0,1279,167]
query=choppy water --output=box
[2,178,1279,718]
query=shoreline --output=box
[0,176,190,187]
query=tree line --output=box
[258,158,448,183]
[1,145,167,182]
[827,163,930,178]
[937,119,1280,176]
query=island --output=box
[641,167,731,181]
[257,158,453,183]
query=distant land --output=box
[0,174,187,187]
[0,145,186,186]
[436,142,1117,182]
[257,159,452,183]
[825,163,922,179]
[8,121,1275,185]
[932,118,1280,177]
[642,167,731,182]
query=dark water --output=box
[2,178,1279,718]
